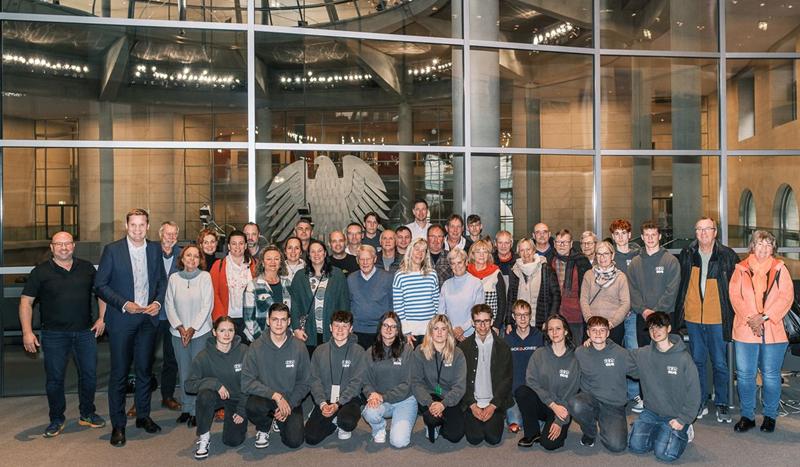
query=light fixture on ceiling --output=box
[758,21,769,31]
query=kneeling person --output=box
[458,304,513,445]
[569,316,636,452]
[242,303,311,449]
[306,310,367,444]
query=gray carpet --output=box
[2,384,800,467]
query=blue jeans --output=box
[628,409,690,462]
[734,340,788,419]
[41,329,98,423]
[506,401,522,426]
[362,395,417,448]
[686,322,729,406]
[623,312,640,400]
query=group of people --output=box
[19,201,795,462]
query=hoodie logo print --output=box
[559,369,570,379]
[655,266,665,274]
[285,360,295,368]
[604,358,615,367]
[342,360,351,368]
[234,363,242,372]
[667,365,678,375]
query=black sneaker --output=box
[760,416,776,433]
[518,435,539,447]
[43,421,65,438]
[716,405,732,423]
[580,434,595,447]
[734,416,756,433]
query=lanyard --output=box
[434,351,444,395]
[330,342,352,386]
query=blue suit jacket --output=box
[94,238,168,329]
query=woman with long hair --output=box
[210,230,256,342]
[392,238,439,346]
[243,245,292,342]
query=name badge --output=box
[330,385,341,403]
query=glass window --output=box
[600,0,718,51]
[480,0,592,47]
[602,155,720,250]
[726,0,800,52]
[255,33,459,146]
[601,56,719,150]
[470,49,593,149]
[1,0,247,23]
[1,21,247,141]
[255,0,458,39]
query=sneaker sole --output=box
[631,407,644,414]
[717,417,732,423]
[78,419,106,429]
[43,424,65,438]
[255,442,269,449]
[195,452,209,459]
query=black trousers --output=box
[419,401,465,443]
[195,389,247,447]
[514,385,571,450]
[568,392,627,453]
[464,407,505,445]
[609,323,625,347]
[245,395,304,448]
[304,399,362,445]
[355,332,376,350]
[156,320,178,399]
[636,314,651,347]
[230,318,250,345]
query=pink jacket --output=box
[729,257,794,344]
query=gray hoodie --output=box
[184,335,248,417]
[574,340,636,407]
[241,333,311,408]
[631,334,701,426]
[525,346,580,426]
[363,344,414,404]
[628,247,680,315]
[411,346,467,408]
[309,334,367,406]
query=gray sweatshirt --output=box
[631,334,701,426]
[184,335,248,417]
[411,346,467,408]
[363,344,414,403]
[309,334,367,406]
[628,247,680,315]
[241,334,311,408]
[574,340,636,407]
[525,346,580,426]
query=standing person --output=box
[405,199,431,241]
[345,222,364,256]
[289,239,350,352]
[444,214,472,252]
[493,230,517,286]
[294,218,315,256]
[348,245,393,349]
[305,311,367,444]
[243,222,263,260]
[439,248,484,343]
[506,238,561,331]
[458,304,513,446]
[20,231,106,438]
[362,312,417,448]
[569,316,636,452]
[164,245,214,428]
[95,208,168,447]
[628,312,701,463]
[466,214,484,243]
[242,303,310,450]
[427,224,454,285]
[197,228,220,272]
[579,241,630,346]
[392,238,439,345]
[243,246,291,343]
[514,314,579,450]
[551,229,592,342]
[362,212,382,251]
[674,217,738,423]
[411,315,467,443]
[209,230,255,343]
[532,223,555,262]
[729,230,794,434]
[328,230,358,276]
[395,226,412,256]
[184,317,249,459]
[468,239,508,335]
[155,221,181,414]
[503,300,544,434]
[376,229,402,272]
[580,231,599,265]
[627,221,680,348]
[283,236,306,281]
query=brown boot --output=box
[161,397,182,411]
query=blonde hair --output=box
[516,238,534,254]
[595,240,615,259]
[467,239,494,265]
[447,247,467,265]
[399,237,434,274]
[420,314,456,364]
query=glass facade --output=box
[1,1,799,395]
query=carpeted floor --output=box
[2,382,800,467]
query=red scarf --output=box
[468,263,499,280]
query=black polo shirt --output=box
[22,257,96,331]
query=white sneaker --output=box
[631,396,644,413]
[254,430,270,449]
[337,427,352,440]
[687,424,695,443]
[373,429,387,444]
[195,432,210,459]
[697,406,709,419]
[272,420,280,433]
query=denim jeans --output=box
[734,340,788,419]
[623,312,640,400]
[41,329,98,423]
[362,395,418,448]
[628,409,690,462]
[171,335,206,415]
[568,392,627,452]
[686,322,729,406]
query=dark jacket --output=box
[288,267,350,346]
[376,251,402,273]
[458,334,513,411]
[184,335,248,416]
[674,240,738,341]
[507,261,561,327]
[550,249,592,299]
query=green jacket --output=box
[289,267,350,346]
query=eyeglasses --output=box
[554,240,571,246]
[695,227,716,232]
[512,313,531,319]
[51,242,74,248]
[596,252,612,257]
[580,241,595,246]
[473,319,492,326]
[381,323,398,330]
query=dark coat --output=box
[458,333,514,411]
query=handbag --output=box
[764,268,800,344]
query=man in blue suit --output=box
[95,208,167,447]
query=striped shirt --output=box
[392,270,439,337]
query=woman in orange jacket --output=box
[729,230,794,434]
[210,230,256,343]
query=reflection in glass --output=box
[600,0,718,51]
[0,0,248,23]
[602,155,719,250]
[486,0,592,47]
[726,0,800,52]
[601,56,719,150]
